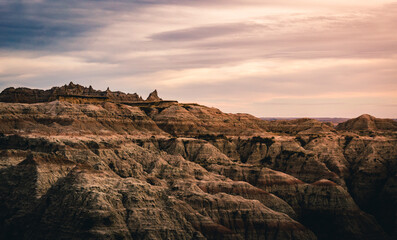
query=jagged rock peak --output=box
[146,89,162,101]
[0,83,159,103]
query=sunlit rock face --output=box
[0,85,396,240]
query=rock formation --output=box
[0,84,396,240]
[0,82,167,104]
[146,90,162,101]
[336,114,397,132]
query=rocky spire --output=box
[146,89,162,101]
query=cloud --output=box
[150,22,264,41]
[0,0,396,117]
[0,1,94,49]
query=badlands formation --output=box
[0,83,396,240]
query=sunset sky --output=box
[1,0,396,117]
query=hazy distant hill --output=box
[261,117,350,125]
[261,117,397,126]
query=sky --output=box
[0,0,396,118]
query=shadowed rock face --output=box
[0,86,396,240]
